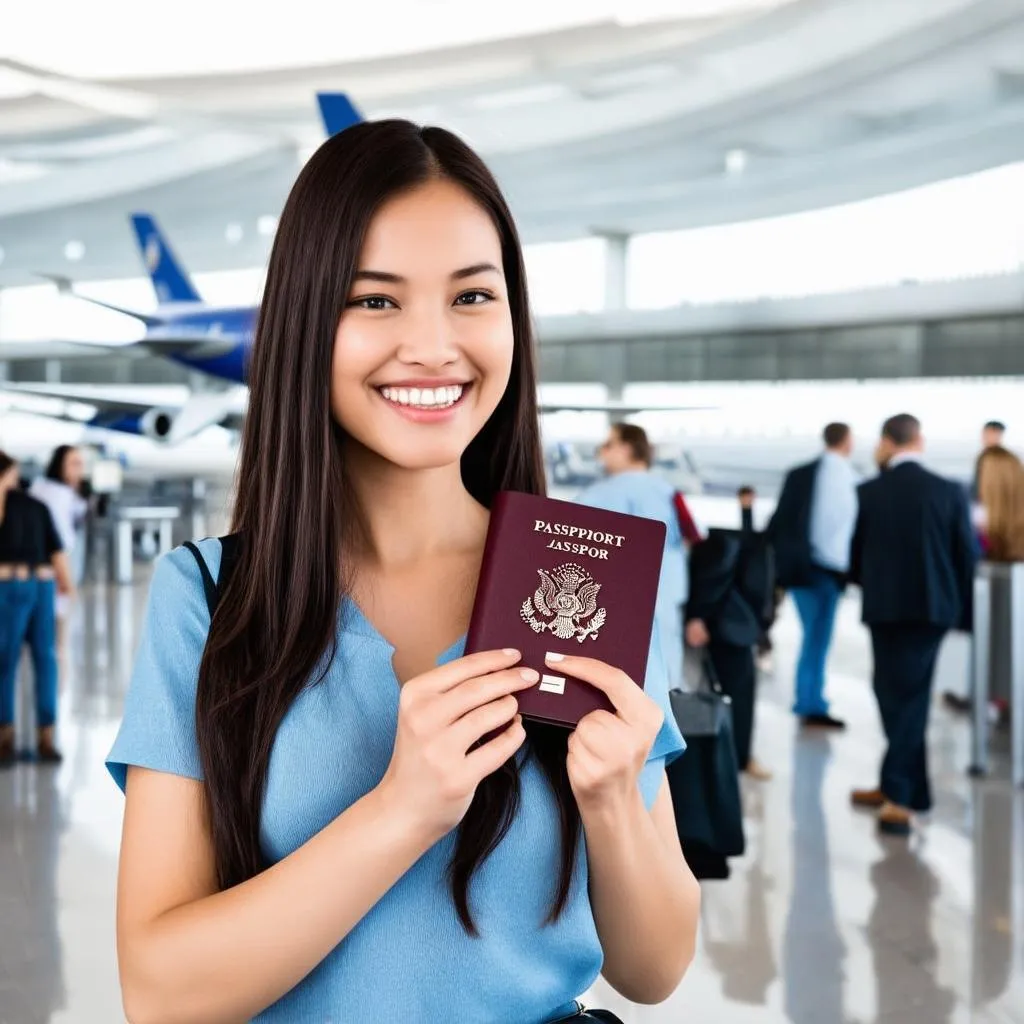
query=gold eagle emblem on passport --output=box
[520,562,607,642]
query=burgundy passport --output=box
[465,490,666,728]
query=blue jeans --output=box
[790,569,841,717]
[0,579,58,728]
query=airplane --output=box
[0,91,710,448]
[0,94,360,445]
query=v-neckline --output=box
[341,595,467,670]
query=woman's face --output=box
[63,448,85,488]
[331,178,514,472]
[0,463,18,490]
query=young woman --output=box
[30,445,89,625]
[975,445,1024,562]
[107,119,699,1023]
[0,450,73,766]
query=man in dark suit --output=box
[849,414,976,835]
[767,423,858,730]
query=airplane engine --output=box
[138,407,178,442]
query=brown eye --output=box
[454,290,493,306]
[353,296,394,310]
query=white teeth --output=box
[379,384,464,409]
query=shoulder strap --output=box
[183,541,217,616]
[182,533,243,618]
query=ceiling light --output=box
[725,148,748,175]
[257,215,278,237]
[225,223,243,245]
[64,240,85,261]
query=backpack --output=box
[182,533,242,617]
[706,526,777,631]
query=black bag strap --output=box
[182,533,243,618]
[700,648,725,696]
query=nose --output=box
[395,304,460,369]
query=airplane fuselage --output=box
[146,305,256,384]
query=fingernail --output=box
[503,648,520,657]
[519,668,539,682]
[545,651,564,662]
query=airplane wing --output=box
[1,383,246,444]
[0,340,138,361]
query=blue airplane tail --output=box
[130,213,202,305]
[317,92,363,137]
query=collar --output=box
[887,451,923,469]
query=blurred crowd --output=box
[574,415,1022,875]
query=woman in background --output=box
[30,445,89,629]
[947,445,1024,718]
[975,446,1024,562]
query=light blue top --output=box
[809,451,860,573]
[575,470,688,608]
[107,538,685,1024]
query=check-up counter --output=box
[112,506,181,584]
[970,562,1024,787]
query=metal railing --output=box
[969,562,1024,787]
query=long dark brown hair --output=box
[195,119,580,935]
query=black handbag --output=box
[666,652,746,864]
[550,1007,623,1023]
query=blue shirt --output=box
[107,539,685,1023]
[575,470,688,608]
[809,452,859,573]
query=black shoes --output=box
[801,713,847,730]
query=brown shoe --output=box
[0,724,14,769]
[851,787,886,808]
[877,801,912,836]
[744,758,773,781]
[37,726,63,765]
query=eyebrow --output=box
[352,262,501,284]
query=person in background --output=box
[767,423,857,730]
[943,442,1024,715]
[971,420,1007,500]
[30,445,89,624]
[982,420,1006,451]
[577,422,688,690]
[849,415,975,836]
[974,446,1024,561]
[685,525,773,781]
[0,449,75,767]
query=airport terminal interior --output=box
[2,1,1024,1021]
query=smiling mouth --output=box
[377,383,469,410]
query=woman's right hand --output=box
[377,648,537,843]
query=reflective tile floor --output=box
[2,570,1022,1023]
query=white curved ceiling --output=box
[1,0,1023,286]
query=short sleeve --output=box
[106,539,222,793]
[638,618,686,809]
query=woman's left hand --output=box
[544,652,664,814]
